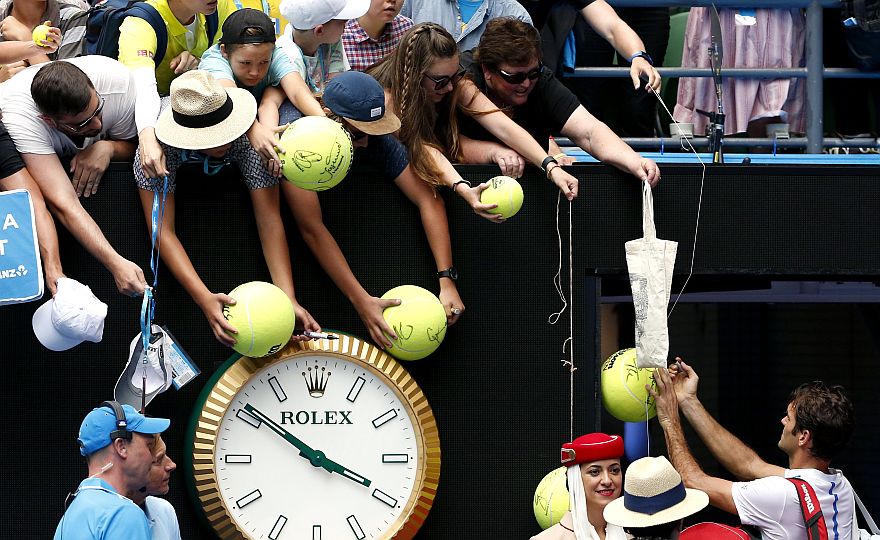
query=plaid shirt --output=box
[342,15,414,72]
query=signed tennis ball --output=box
[381,285,447,361]
[278,116,353,191]
[533,466,569,530]
[480,175,524,219]
[601,348,657,422]
[223,281,295,358]
[32,23,52,47]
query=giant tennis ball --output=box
[480,175,524,219]
[381,285,447,361]
[601,348,657,422]
[278,116,353,191]
[223,281,295,357]
[32,22,52,47]
[533,466,569,530]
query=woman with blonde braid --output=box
[368,22,579,222]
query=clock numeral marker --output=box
[268,515,287,540]
[346,515,365,539]
[268,376,287,403]
[382,453,409,463]
[224,454,252,464]
[372,408,398,428]
[312,525,321,540]
[346,377,366,403]
[371,488,398,508]
[235,489,262,509]
[236,408,262,429]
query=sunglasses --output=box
[60,95,105,132]
[497,64,544,85]
[423,67,466,91]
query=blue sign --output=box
[0,189,43,305]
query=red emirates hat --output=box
[561,433,624,465]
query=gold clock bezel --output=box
[190,335,441,540]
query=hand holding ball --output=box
[222,281,295,357]
[601,348,657,422]
[31,21,53,47]
[380,285,447,361]
[278,116,353,191]
[480,175,524,219]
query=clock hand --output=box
[243,404,371,487]
[243,403,318,462]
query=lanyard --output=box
[289,40,327,94]
[180,149,232,175]
[140,176,169,353]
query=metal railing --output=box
[563,0,880,153]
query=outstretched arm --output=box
[579,0,661,91]
[393,165,464,325]
[282,182,399,348]
[249,184,320,340]
[137,188,236,346]
[670,360,785,481]
[562,105,660,187]
[23,153,145,296]
[651,366,737,514]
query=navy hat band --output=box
[623,481,686,515]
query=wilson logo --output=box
[799,483,815,513]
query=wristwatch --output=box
[437,267,458,281]
[628,51,654,66]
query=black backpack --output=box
[84,0,219,65]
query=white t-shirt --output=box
[276,24,350,95]
[0,56,138,156]
[144,496,182,540]
[732,468,856,540]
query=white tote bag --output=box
[625,181,677,369]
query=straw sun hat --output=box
[603,456,709,528]
[155,70,257,150]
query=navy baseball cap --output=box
[77,404,170,456]
[323,71,400,136]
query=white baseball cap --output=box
[32,277,108,351]
[281,0,369,30]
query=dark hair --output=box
[474,17,542,69]
[624,520,681,540]
[789,381,854,460]
[31,62,94,118]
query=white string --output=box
[646,84,707,318]
[549,192,576,441]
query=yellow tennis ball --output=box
[223,281,295,357]
[480,175,524,219]
[278,116,353,191]
[601,348,657,422]
[534,466,569,530]
[32,23,51,47]
[381,285,447,361]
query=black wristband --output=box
[451,180,472,192]
[540,156,558,173]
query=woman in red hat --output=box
[532,433,628,540]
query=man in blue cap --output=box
[53,402,170,540]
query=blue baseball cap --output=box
[323,71,400,136]
[77,404,170,456]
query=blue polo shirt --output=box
[52,478,151,540]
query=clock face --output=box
[191,337,440,540]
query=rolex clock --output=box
[186,335,441,539]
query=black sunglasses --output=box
[497,64,544,85]
[423,67,466,91]
[60,95,105,132]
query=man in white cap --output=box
[0,57,147,297]
[134,70,320,347]
[603,456,709,539]
[53,402,170,540]
[32,277,108,351]
[651,362,856,540]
